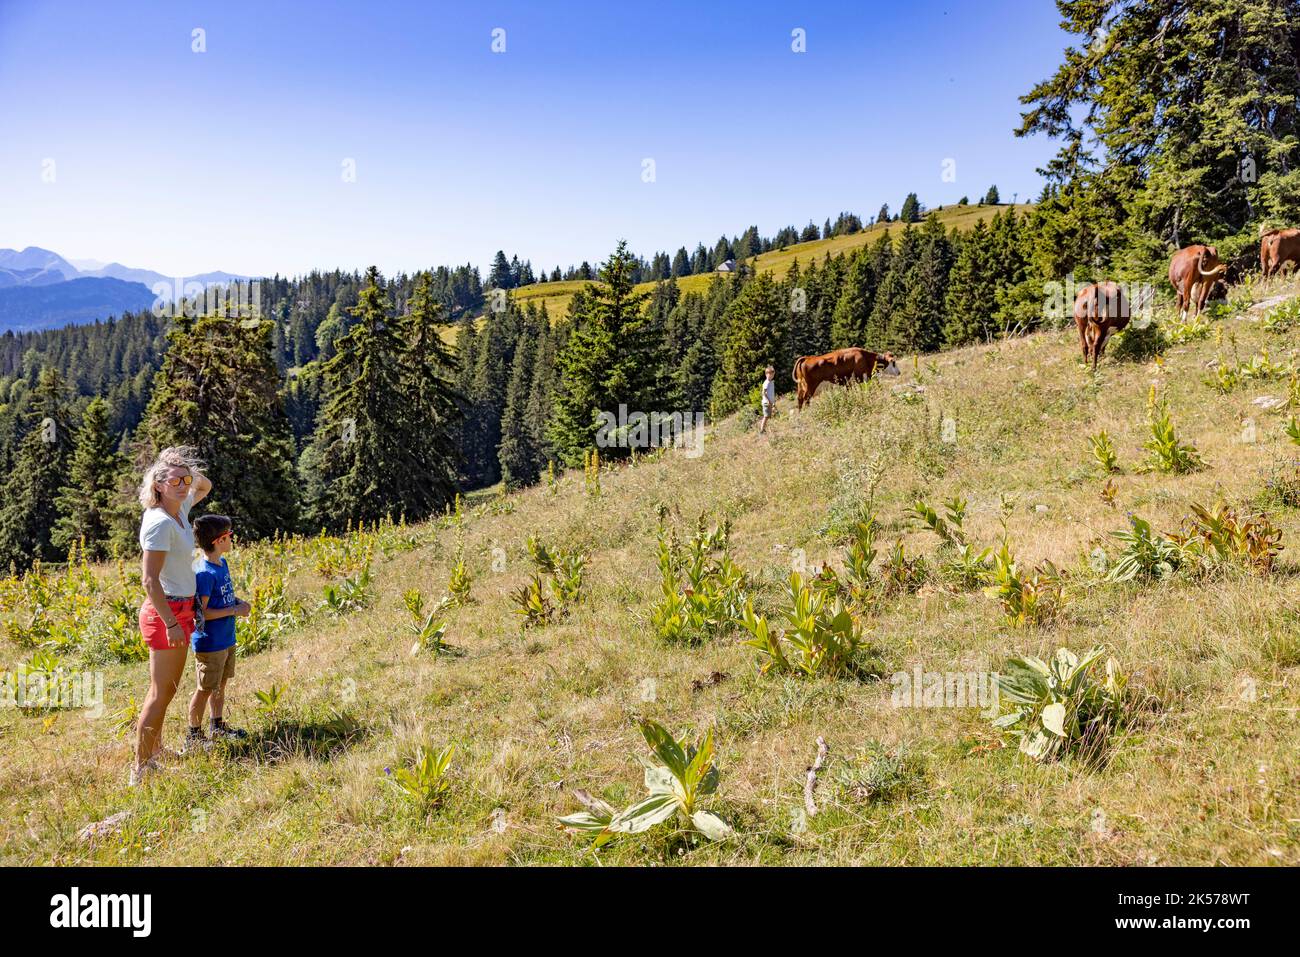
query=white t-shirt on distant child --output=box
[138,494,196,597]
[762,377,776,409]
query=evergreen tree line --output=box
[523,190,997,285]
[0,269,463,571]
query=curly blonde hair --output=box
[138,446,206,510]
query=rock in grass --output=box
[78,810,130,842]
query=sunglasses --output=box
[162,475,194,488]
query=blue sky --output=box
[0,0,1070,279]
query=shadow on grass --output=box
[226,709,367,765]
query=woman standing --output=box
[131,447,211,786]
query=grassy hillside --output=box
[508,203,1033,320]
[4,270,1300,866]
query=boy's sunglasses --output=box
[163,475,194,488]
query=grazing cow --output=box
[1168,244,1228,320]
[1261,228,1300,279]
[792,347,900,409]
[1073,282,1131,372]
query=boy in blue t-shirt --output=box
[186,514,251,751]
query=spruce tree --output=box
[52,396,128,560]
[488,251,513,290]
[709,272,788,419]
[943,219,1000,346]
[524,307,556,473]
[1018,0,1299,268]
[785,260,820,361]
[143,313,299,538]
[829,249,877,348]
[898,215,955,353]
[0,368,73,570]
[304,267,454,529]
[498,313,540,489]
[401,272,463,502]
[548,241,672,466]
[870,225,920,349]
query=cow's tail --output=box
[1262,233,1277,276]
[792,356,806,386]
[1085,285,1101,323]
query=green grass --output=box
[3,271,1300,866]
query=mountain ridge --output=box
[0,246,248,332]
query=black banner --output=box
[0,866,1280,943]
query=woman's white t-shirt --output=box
[139,497,196,597]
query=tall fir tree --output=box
[870,225,921,350]
[548,241,674,466]
[0,367,74,570]
[785,259,822,361]
[143,314,299,538]
[51,396,129,560]
[488,250,513,289]
[304,267,457,529]
[498,312,540,489]
[942,219,1001,346]
[830,249,877,348]
[401,271,463,502]
[525,306,558,470]
[897,215,955,353]
[709,271,789,419]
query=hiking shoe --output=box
[181,729,212,754]
[211,724,248,741]
[128,758,162,787]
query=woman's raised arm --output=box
[191,470,213,507]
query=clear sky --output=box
[0,0,1070,279]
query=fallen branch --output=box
[804,736,829,817]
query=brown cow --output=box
[1073,282,1130,372]
[1261,228,1300,279]
[793,347,899,409]
[1168,244,1228,320]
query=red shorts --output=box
[139,599,196,651]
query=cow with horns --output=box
[1169,244,1228,320]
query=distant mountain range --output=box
[0,246,249,332]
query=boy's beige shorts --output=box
[195,647,236,691]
